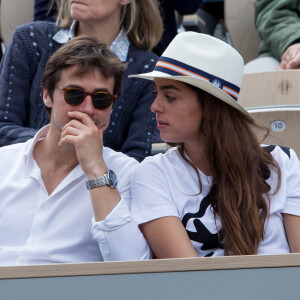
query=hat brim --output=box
[130,71,254,121]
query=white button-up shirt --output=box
[0,125,139,266]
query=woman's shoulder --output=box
[262,144,299,167]
[134,147,181,173]
[127,44,158,66]
[14,21,59,36]
[11,21,60,49]
[7,21,61,62]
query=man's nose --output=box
[79,94,95,115]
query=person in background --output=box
[154,0,202,56]
[127,32,300,258]
[245,0,300,73]
[196,0,224,36]
[0,36,151,266]
[0,0,163,162]
[33,0,203,56]
[34,0,57,21]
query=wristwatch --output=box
[86,169,118,190]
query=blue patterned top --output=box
[53,21,129,62]
[0,21,161,161]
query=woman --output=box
[0,0,163,161]
[127,32,300,258]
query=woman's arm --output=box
[140,216,198,258]
[283,214,300,252]
[131,157,199,259]
[0,25,39,146]
[281,148,300,252]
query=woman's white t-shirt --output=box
[131,145,300,256]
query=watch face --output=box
[108,169,118,188]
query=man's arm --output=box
[279,43,300,70]
[59,111,151,260]
[59,111,120,220]
[255,0,300,64]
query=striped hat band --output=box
[154,56,240,101]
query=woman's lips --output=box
[157,120,169,130]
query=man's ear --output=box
[120,0,132,5]
[43,88,53,108]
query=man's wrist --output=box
[85,163,107,180]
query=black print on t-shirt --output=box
[263,145,290,158]
[182,191,223,257]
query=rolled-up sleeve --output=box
[91,197,151,261]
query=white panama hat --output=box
[130,31,253,120]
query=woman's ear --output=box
[43,88,53,108]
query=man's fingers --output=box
[67,111,95,127]
[278,61,287,70]
[281,43,300,69]
[59,135,79,147]
[286,53,300,69]
[62,118,85,133]
[61,126,80,139]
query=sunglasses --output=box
[56,86,117,109]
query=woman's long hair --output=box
[179,86,281,255]
[53,0,163,50]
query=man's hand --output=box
[59,111,106,178]
[279,43,300,70]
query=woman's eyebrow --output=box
[157,85,181,92]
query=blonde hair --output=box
[53,0,163,50]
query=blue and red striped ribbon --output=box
[154,57,240,101]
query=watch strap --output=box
[86,174,108,190]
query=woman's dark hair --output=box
[178,84,281,255]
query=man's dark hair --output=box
[42,35,127,114]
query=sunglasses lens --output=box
[92,92,113,109]
[65,89,84,105]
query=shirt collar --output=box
[24,125,50,171]
[53,21,130,62]
[53,21,76,44]
[109,28,130,62]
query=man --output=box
[245,0,300,73]
[0,36,147,266]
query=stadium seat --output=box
[0,0,34,50]
[249,106,300,156]
[239,70,300,109]
[225,0,261,64]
